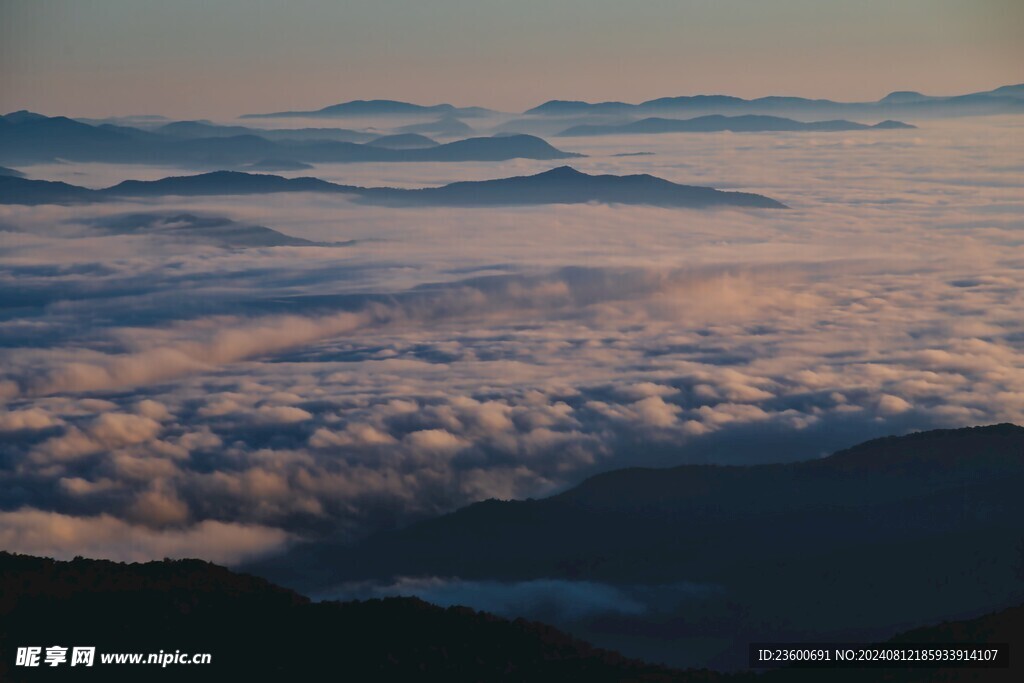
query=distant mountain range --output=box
[1,549,1019,682]
[242,99,495,119]
[0,167,785,209]
[525,83,1024,118]
[6,84,1017,166]
[0,176,100,204]
[557,114,915,137]
[237,85,1024,122]
[248,423,1024,669]
[358,166,785,208]
[0,112,577,166]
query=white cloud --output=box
[0,408,62,431]
[877,394,913,415]
[403,429,468,453]
[1,116,1023,563]
[0,508,289,565]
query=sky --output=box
[1,0,1022,118]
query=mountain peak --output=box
[880,90,928,103]
[2,110,49,123]
[873,119,916,129]
[989,83,1024,97]
[827,422,1024,462]
[537,165,585,177]
[3,166,785,209]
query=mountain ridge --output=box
[524,83,1024,118]
[1,549,1019,681]
[299,422,1024,580]
[0,551,693,682]
[241,99,495,119]
[557,114,916,137]
[242,423,1024,669]
[0,113,577,166]
[0,167,786,209]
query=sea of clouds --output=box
[1,117,1022,565]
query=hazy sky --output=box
[1,0,1022,118]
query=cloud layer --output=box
[1,117,1023,562]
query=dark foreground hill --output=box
[0,552,704,683]
[0,167,786,209]
[1,552,1018,682]
[762,604,1024,683]
[267,424,1024,585]
[249,424,1024,669]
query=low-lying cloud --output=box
[319,576,723,622]
[1,117,1022,563]
[0,508,289,564]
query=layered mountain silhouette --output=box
[100,172,348,198]
[0,176,100,204]
[0,112,160,164]
[248,424,1024,669]
[524,83,1024,119]
[558,115,915,137]
[0,171,341,204]
[358,166,785,208]
[0,165,24,178]
[0,113,576,166]
[241,99,494,119]
[240,86,1024,122]
[0,167,786,209]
